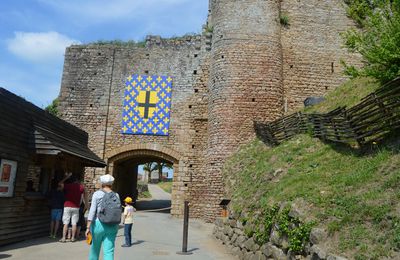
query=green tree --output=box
[143,162,158,182]
[142,162,173,182]
[342,0,400,83]
[45,98,59,116]
[157,162,173,181]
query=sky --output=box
[0,0,209,108]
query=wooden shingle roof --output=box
[0,87,105,167]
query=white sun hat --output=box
[99,174,114,185]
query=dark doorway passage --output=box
[111,151,175,214]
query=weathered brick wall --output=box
[58,35,210,218]
[206,0,284,219]
[281,0,361,112]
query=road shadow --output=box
[135,199,171,214]
[0,236,58,252]
[0,254,12,259]
[132,240,145,245]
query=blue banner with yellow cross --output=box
[122,74,172,135]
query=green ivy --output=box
[276,206,315,253]
[244,204,315,254]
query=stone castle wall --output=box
[58,0,360,221]
[281,0,361,112]
[58,35,210,217]
[206,0,284,219]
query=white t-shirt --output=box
[123,205,134,224]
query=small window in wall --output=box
[194,54,198,58]
[331,62,334,73]
[192,145,195,149]
[189,105,192,109]
[252,98,256,102]
[90,104,93,107]
[194,89,199,93]
[193,70,197,75]
[145,70,149,74]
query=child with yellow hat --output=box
[121,196,136,247]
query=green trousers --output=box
[89,220,118,260]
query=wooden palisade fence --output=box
[255,77,400,147]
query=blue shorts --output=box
[51,209,63,221]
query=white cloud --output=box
[7,31,80,63]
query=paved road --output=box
[0,185,235,260]
[135,184,172,211]
[147,184,171,200]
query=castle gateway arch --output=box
[58,0,359,220]
[58,38,212,219]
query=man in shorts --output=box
[59,172,88,242]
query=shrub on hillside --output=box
[343,0,400,83]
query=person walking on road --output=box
[86,174,121,260]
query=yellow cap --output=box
[124,197,133,203]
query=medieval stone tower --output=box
[58,0,359,221]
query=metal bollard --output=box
[177,200,192,255]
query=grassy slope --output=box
[223,78,400,259]
[157,181,173,193]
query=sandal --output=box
[59,238,66,243]
[70,238,76,242]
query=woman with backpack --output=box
[86,174,121,260]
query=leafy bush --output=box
[244,204,314,254]
[342,1,400,83]
[45,98,59,116]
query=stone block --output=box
[310,228,327,245]
[327,255,348,260]
[243,237,259,252]
[250,251,267,260]
[236,235,247,247]
[310,245,327,260]
[230,219,237,228]
[231,246,242,258]
[234,227,244,235]
[231,233,238,244]
[270,228,282,246]
[245,251,255,260]
[270,244,286,260]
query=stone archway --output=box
[106,144,184,217]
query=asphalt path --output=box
[0,184,235,260]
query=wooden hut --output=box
[0,88,106,246]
